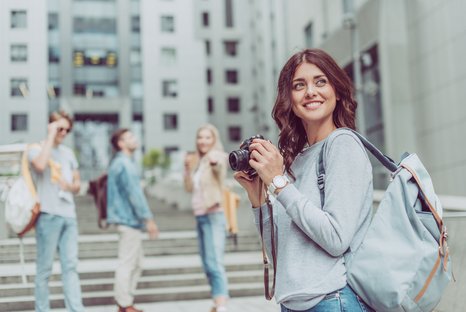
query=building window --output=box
[225,0,233,28]
[208,97,214,114]
[304,22,313,48]
[224,41,237,56]
[206,69,212,85]
[164,146,179,155]
[73,50,117,67]
[48,81,61,98]
[228,126,241,142]
[48,13,58,30]
[11,44,27,62]
[131,16,140,33]
[161,47,176,66]
[73,17,116,34]
[227,97,240,113]
[225,70,238,84]
[73,51,84,67]
[162,80,178,97]
[161,16,175,33]
[49,46,60,63]
[163,114,178,130]
[130,49,141,66]
[205,40,211,56]
[11,11,27,29]
[74,83,86,96]
[10,79,28,97]
[11,114,28,131]
[202,12,210,27]
[73,83,117,97]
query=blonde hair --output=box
[196,123,224,154]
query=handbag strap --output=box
[258,182,276,300]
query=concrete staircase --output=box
[0,194,267,311]
[2,189,466,311]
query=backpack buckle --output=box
[317,174,325,190]
[390,167,402,180]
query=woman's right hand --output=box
[184,153,195,172]
[234,171,265,208]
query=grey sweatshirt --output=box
[254,129,373,310]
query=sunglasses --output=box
[58,127,71,134]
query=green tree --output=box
[142,149,170,185]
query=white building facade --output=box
[193,0,270,153]
[0,0,48,145]
[277,0,466,196]
[141,0,207,154]
[2,0,465,196]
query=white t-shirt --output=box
[28,144,79,218]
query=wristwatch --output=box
[267,175,290,195]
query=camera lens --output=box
[229,149,250,171]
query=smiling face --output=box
[291,62,337,134]
[196,128,215,156]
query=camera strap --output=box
[259,181,276,300]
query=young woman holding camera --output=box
[234,49,374,312]
[184,124,229,312]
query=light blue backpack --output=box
[317,129,453,312]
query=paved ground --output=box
[31,296,280,312]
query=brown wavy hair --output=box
[272,49,357,179]
[49,110,74,132]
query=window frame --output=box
[225,70,238,84]
[161,15,175,33]
[163,113,178,130]
[11,114,28,131]
[11,44,28,62]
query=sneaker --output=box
[117,305,143,312]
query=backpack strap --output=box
[21,145,38,201]
[317,146,326,208]
[317,128,398,208]
[17,145,41,237]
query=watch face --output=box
[273,175,287,188]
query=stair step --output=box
[0,194,265,310]
[0,231,262,264]
[0,270,264,297]
[0,282,265,311]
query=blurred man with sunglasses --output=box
[29,111,85,312]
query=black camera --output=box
[229,134,265,177]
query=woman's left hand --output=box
[248,139,284,186]
[207,150,226,166]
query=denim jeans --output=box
[280,285,374,312]
[35,213,84,312]
[196,212,229,298]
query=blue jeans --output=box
[196,212,229,298]
[281,285,374,312]
[35,213,84,312]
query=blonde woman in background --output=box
[184,124,229,312]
